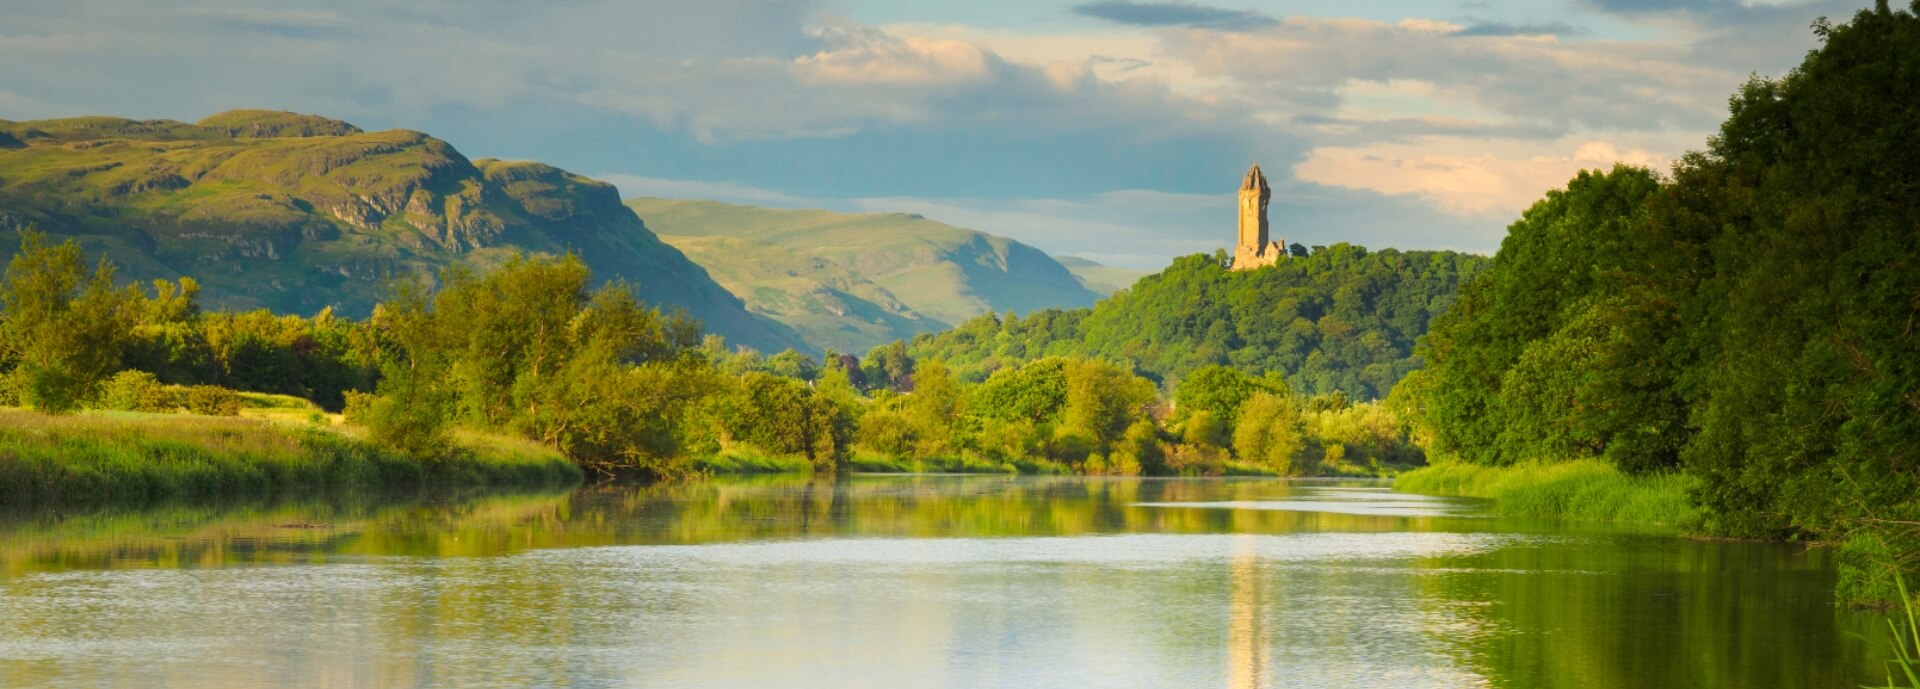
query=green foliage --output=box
[1111,419,1167,476]
[1867,574,1920,689]
[911,245,1488,399]
[1061,358,1156,453]
[182,385,241,416]
[0,230,141,412]
[99,370,175,412]
[1417,167,1681,470]
[1175,365,1286,422]
[1233,392,1303,475]
[1395,460,1699,525]
[1406,6,1920,604]
[722,372,852,471]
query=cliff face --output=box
[0,111,807,353]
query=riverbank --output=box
[0,409,581,505]
[1393,459,1699,525]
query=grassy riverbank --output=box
[1394,459,1699,525]
[0,409,581,505]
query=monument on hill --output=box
[1232,164,1285,271]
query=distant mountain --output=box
[625,198,1103,354]
[1053,255,1148,295]
[0,110,805,353]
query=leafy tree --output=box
[0,230,140,412]
[1417,166,1672,468]
[1062,358,1155,452]
[1234,392,1303,475]
[1174,365,1288,433]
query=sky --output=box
[0,0,1873,268]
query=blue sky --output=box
[0,0,1871,267]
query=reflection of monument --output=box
[1232,164,1285,271]
[1227,536,1269,689]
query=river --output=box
[0,476,1887,688]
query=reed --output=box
[1869,575,1920,688]
[1393,459,1699,525]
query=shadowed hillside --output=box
[627,198,1103,353]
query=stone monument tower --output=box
[1232,164,1284,271]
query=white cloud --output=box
[1295,139,1670,217]
[794,29,994,87]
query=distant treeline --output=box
[1404,4,1920,604]
[909,245,1489,400]
[0,230,1422,480]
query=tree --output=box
[1234,392,1303,474]
[0,231,139,412]
[1174,365,1287,435]
[1062,358,1155,451]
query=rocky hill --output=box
[624,198,1103,354]
[0,110,806,353]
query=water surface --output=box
[0,476,1884,688]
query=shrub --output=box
[183,385,242,416]
[99,370,176,412]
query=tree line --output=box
[1406,3,1920,603]
[0,230,1421,479]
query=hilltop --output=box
[625,198,1103,354]
[0,110,806,353]
[912,245,1491,399]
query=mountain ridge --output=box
[0,110,807,353]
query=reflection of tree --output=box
[1415,538,1880,688]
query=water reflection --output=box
[0,476,1888,688]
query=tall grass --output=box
[1869,575,1920,688]
[1393,459,1700,525]
[692,450,815,475]
[0,409,579,505]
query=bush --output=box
[344,389,451,461]
[99,370,176,412]
[183,385,242,416]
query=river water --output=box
[0,476,1887,688]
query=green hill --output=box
[625,198,1102,354]
[0,110,806,353]
[910,245,1491,399]
[1053,255,1148,294]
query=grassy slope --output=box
[627,197,1102,354]
[0,408,580,504]
[1054,255,1149,295]
[0,110,806,353]
[1394,460,1700,525]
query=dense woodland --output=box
[0,230,1422,480]
[1408,4,1920,602]
[909,245,1488,400]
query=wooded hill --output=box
[909,245,1491,400]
